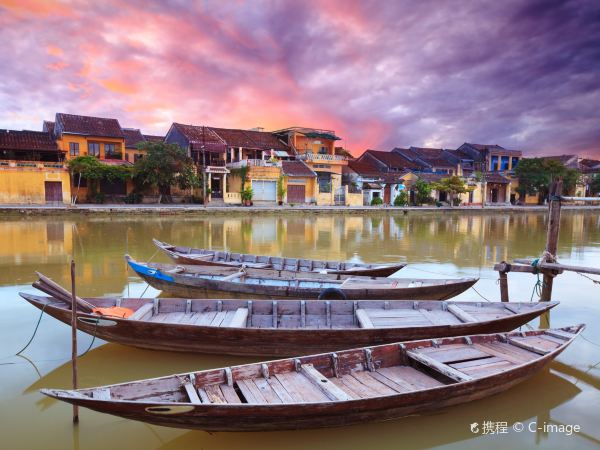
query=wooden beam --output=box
[406,351,473,382]
[507,337,550,355]
[446,304,477,323]
[301,364,353,401]
[560,196,600,202]
[499,271,509,302]
[541,179,562,302]
[355,309,375,329]
[493,263,538,274]
[227,308,248,328]
[515,260,600,276]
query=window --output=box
[134,153,143,162]
[88,142,100,157]
[319,146,327,154]
[511,157,519,169]
[104,143,116,158]
[500,156,510,171]
[69,142,79,156]
[490,155,499,171]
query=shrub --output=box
[371,197,383,206]
[394,191,408,206]
[92,192,105,204]
[452,197,462,206]
[123,192,143,204]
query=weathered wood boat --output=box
[20,291,558,356]
[126,256,478,300]
[153,239,406,276]
[42,324,584,431]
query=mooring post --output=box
[499,270,509,302]
[540,179,563,302]
[70,260,79,423]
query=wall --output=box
[0,163,71,204]
[57,134,126,160]
[316,191,333,205]
[345,187,363,206]
[293,134,335,155]
[284,177,317,203]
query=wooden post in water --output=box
[540,179,563,302]
[70,260,79,423]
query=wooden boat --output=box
[20,292,558,356]
[41,324,584,431]
[126,256,478,300]
[153,238,406,276]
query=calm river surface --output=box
[0,211,599,450]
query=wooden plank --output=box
[544,329,574,341]
[219,384,242,404]
[128,303,154,321]
[209,310,227,327]
[196,311,217,325]
[204,384,227,404]
[351,371,397,396]
[377,366,443,390]
[447,304,478,323]
[507,337,552,355]
[301,364,353,401]
[219,310,237,327]
[356,309,375,329]
[367,371,411,393]
[197,388,211,403]
[473,342,537,364]
[227,308,249,328]
[419,308,445,325]
[420,345,491,364]
[253,378,284,404]
[407,350,473,382]
[236,379,266,404]
[336,372,380,398]
[274,372,329,402]
[183,382,202,404]
[220,271,246,282]
[265,376,295,403]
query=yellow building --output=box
[0,129,71,204]
[273,127,348,205]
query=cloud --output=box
[0,0,598,157]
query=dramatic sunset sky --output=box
[1,0,599,156]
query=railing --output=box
[0,160,68,170]
[226,159,281,169]
[297,153,347,162]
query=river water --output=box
[0,211,598,450]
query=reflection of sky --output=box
[1,1,600,157]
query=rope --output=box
[77,317,99,357]
[470,286,492,302]
[577,272,600,285]
[15,303,48,355]
[139,282,151,298]
[530,258,546,301]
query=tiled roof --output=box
[55,113,124,138]
[416,172,447,183]
[143,134,164,143]
[539,154,580,169]
[0,129,59,152]
[210,127,289,152]
[364,149,422,170]
[347,159,384,177]
[446,148,474,161]
[465,143,506,151]
[282,160,316,177]
[172,123,227,152]
[122,128,145,149]
[483,172,510,184]
[405,147,457,168]
[42,121,55,135]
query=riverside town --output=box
[1,1,599,450]
[1,113,600,207]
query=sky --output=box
[0,0,599,157]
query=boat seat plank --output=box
[219,384,242,404]
[301,364,353,401]
[544,329,575,341]
[351,370,398,396]
[377,366,444,389]
[236,379,267,404]
[453,359,515,378]
[203,385,227,404]
[355,309,375,328]
[507,337,552,355]
[128,303,154,321]
[226,308,249,328]
[253,378,284,404]
[371,317,433,328]
[446,304,477,323]
[183,382,202,404]
[407,350,473,382]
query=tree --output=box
[393,190,408,206]
[277,175,287,204]
[68,155,132,203]
[431,176,473,207]
[590,173,600,195]
[415,179,433,205]
[133,142,199,203]
[515,158,581,203]
[335,147,353,158]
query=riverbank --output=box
[1,203,600,216]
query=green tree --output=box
[415,179,433,205]
[590,174,600,195]
[393,190,408,206]
[431,176,472,207]
[133,142,199,203]
[68,156,132,203]
[515,158,581,203]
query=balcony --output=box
[297,153,347,163]
[0,160,68,171]
[226,159,281,169]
